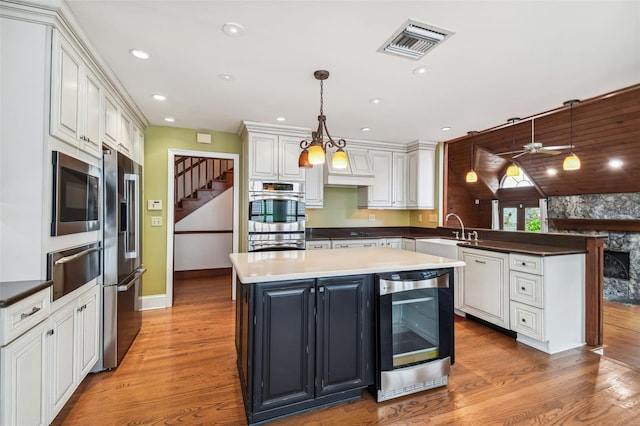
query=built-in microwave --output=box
[51,151,100,236]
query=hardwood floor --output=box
[53,276,640,425]
[602,300,640,370]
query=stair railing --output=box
[174,157,233,208]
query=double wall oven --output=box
[247,181,305,252]
[371,268,454,402]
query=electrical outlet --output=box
[151,216,162,227]
[418,214,423,222]
[368,214,375,222]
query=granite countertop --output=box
[230,247,464,284]
[306,227,587,256]
[448,240,586,256]
[0,280,53,308]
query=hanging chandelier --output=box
[506,118,521,177]
[298,70,348,169]
[562,99,581,171]
[465,131,478,183]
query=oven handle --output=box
[379,273,448,295]
[249,192,304,202]
[54,247,102,265]
[250,241,304,247]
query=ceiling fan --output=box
[497,118,572,159]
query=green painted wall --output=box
[142,126,241,296]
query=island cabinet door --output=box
[253,279,316,413]
[315,274,373,397]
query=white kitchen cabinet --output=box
[392,152,407,207]
[49,299,77,417]
[306,240,331,250]
[103,92,119,149]
[459,247,510,329]
[0,317,48,426]
[118,112,134,158]
[380,238,402,249]
[305,159,324,208]
[48,282,100,422]
[358,151,392,208]
[402,238,416,251]
[508,253,585,354]
[331,239,381,249]
[50,30,103,158]
[133,124,145,166]
[406,143,436,209]
[245,132,305,182]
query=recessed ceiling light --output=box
[164,117,175,123]
[361,127,371,132]
[129,49,150,59]
[369,98,383,105]
[441,126,451,131]
[609,159,623,169]
[547,168,558,176]
[218,73,235,81]
[222,22,245,37]
[152,94,166,101]
[413,66,429,75]
[276,117,286,122]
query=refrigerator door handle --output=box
[123,173,139,259]
[117,268,146,292]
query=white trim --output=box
[166,149,239,307]
[139,294,168,311]
[437,143,444,226]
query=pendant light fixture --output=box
[505,117,521,177]
[562,99,581,171]
[298,70,348,169]
[465,131,478,183]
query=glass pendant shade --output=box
[298,149,312,168]
[465,170,478,183]
[332,148,348,169]
[308,144,325,164]
[506,163,521,177]
[563,153,581,170]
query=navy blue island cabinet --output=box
[235,274,374,424]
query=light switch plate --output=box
[151,216,162,227]
[368,214,375,222]
[148,200,162,211]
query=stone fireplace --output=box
[547,193,640,303]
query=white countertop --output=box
[230,247,465,284]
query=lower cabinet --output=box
[237,275,373,424]
[459,247,510,329]
[306,240,331,250]
[331,239,380,249]
[402,238,416,251]
[0,318,48,426]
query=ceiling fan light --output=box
[332,148,348,169]
[563,153,581,170]
[298,149,312,168]
[506,164,520,177]
[308,144,325,164]
[465,170,478,183]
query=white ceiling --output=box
[65,0,640,145]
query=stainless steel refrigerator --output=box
[94,148,145,371]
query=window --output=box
[497,170,543,232]
[501,171,534,188]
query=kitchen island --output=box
[230,248,464,424]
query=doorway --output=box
[166,149,239,308]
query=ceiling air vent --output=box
[379,20,454,60]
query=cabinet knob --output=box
[521,287,526,291]
[47,329,54,336]
[521,318,527,323]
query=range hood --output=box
[324,149,374,187]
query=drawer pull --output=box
[521,286,526,291]
[521,318,527,323]
[20,306,41,320]
[521,262,527,266]
[475,259,486,264]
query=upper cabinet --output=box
[240,122,309,182]
[305,161,324,208]
[358,150,393,208]
[50,29,145,160]
[50,31,103,158]
[406,142,437,210]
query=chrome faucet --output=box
[445,213,465,240]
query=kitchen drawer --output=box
[306,240,331,250]
[509,253,543,275]
[331,239,380,249]
[0,288,50,346]
[510,271,543,308]
[510,301,544,341]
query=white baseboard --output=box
[139,294,168,311]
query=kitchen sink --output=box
[415,238,467,259]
